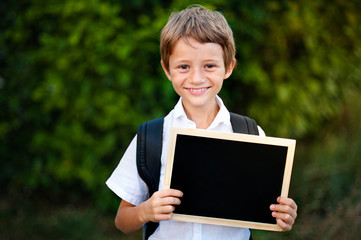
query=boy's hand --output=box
[270,197,298,231]
[141,189,183,223]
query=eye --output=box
[205,64,215,69]
[178,65,189,70]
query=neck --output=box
[183,101,220,129]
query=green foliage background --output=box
[1,0,361,239]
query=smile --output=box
[185,87,210,96]
[187,87,210,93]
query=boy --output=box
[106,6,297,240]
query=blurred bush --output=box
[1,0,361,214]
[0,0,174,207]
[252,91,361,240]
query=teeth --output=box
[189,88,207,92]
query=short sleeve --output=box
[105,136,149,205]
[257,126,266,137]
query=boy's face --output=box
[162,37,235,113]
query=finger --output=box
[277,197,298,211]
[270,197,298,218]
[159,196,182,206]
[156,205,176,214]
[270,204,297,220]
[155,189,184,198]
[271,211,295,225]
[275,218,292,231]
[168,188,184,197]
[153,212,174,222]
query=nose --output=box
[189,67,205,84]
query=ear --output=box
[161,60,172,81]
[224,58,236,79]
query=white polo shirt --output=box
[106,96,265,240]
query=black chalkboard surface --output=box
[164,127,296,231]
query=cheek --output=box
[171,81,183,96]
[213,71,227,81]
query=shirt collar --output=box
[173,97,186,120]
[172,96,231,129]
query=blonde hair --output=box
[160,6,236,72]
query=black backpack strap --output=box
[230,112,259,135]
[136,117,164,240]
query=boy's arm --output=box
[270,197,298,231]
[115,189,183,234]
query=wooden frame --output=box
[164,127,296,231]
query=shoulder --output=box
[106,136,149,205]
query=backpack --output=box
[136,112,259,240]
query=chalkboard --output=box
[164,127,296,231]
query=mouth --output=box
[186,87,210,95]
